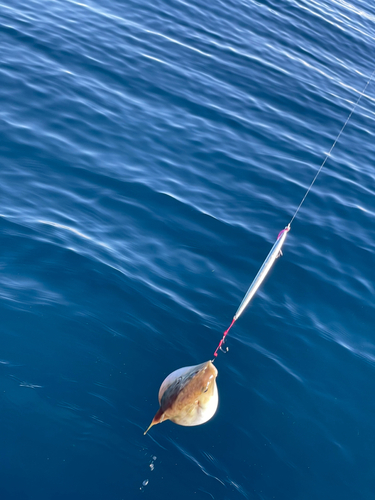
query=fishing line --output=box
[213,68,375,359]
[289,68,375,227]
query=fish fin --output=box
[144,407,167,435]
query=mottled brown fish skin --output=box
[166,361,217,423]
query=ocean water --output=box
[0,0,374,498]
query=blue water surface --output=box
[0,0,374,498]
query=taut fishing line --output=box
[213,68,375,359]
[144,69,374,435]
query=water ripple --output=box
[0,0,374,498]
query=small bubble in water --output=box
[153,456,157,461]
[149,463,154,471]
[142,479,149,487]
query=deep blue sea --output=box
[1,0,374,498]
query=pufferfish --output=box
[144,360,218,434]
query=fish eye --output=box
[187,371,199,381]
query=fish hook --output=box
[219,336,229,353]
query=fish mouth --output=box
[195,361,218,392]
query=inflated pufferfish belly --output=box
[144,360,218,434]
